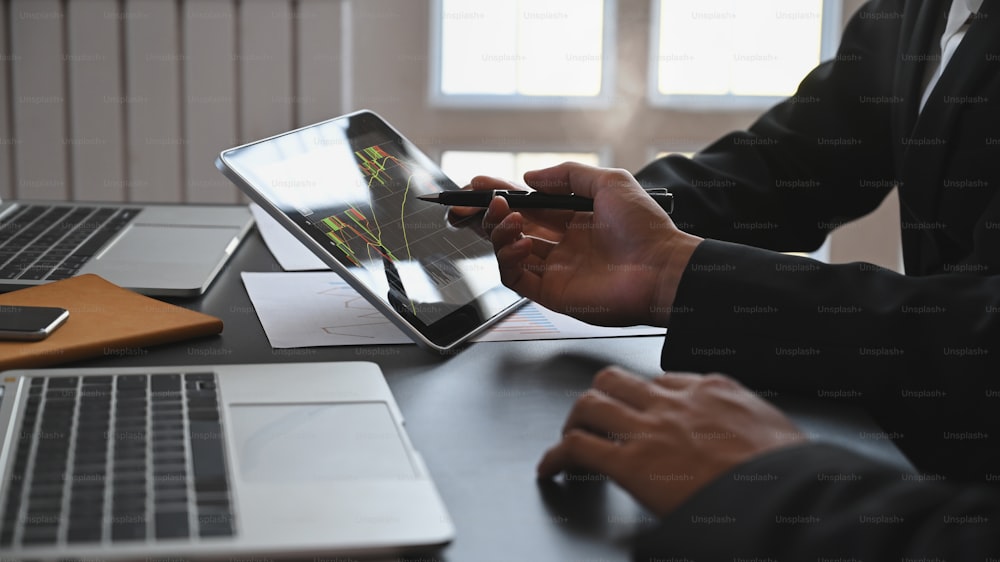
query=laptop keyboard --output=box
[0,204,141,281]
[0,372,235,547]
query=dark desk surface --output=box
[78,230,911,561]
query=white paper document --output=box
[249,203,327,271]
[241,271,664,348]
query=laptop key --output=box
[67,523,103,543]
[197,509,234,537]
[189,421,228,493]
[117,208,142,221]
[19,266,53,280]
[187,408,220,422]
[0,263,32,277]
[155,511,190,539]
[21,525,59,545]
[75,220,129,257]
[45,267,77,280]
[117,374,148,389]
[151,374,182,393]
[47,377,79,389]
[112,520,148,542]
[197,494,231,510]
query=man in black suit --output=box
[459,0,1000,558]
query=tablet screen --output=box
[219,111,524,350]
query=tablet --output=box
[216,110,526,353]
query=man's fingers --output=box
[592,366,657,410]
[517,209,575,236]
[523,235,556,261]
[651,372,705,392]
[523,161,636,199]
[469,175,524,192]
[523,164,577,195]
[448,205,485,219]
[490,211,524,251]
[483,194,513,235]
[561,389,647,439]
[537,429,621,479]
[481,187,573,238]
[450,175,523,218]
[478,185,573,240]
[496,238,541,298]
[451,176,507,217]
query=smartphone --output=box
[0,306,70,341]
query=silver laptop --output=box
[0,199,254,297]
[0,361,454,560]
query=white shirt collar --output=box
[963,0,984,13]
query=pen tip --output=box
[417,194,436,202]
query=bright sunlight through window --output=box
[438,0,606,97]
[655,0,825,98]
[441,151,602,188]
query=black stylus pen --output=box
[417,188,674,213]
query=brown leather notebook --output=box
[0,274,223,370]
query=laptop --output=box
[0,199,254,297]
[0,361,454,560]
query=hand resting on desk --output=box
[537,366,806,516]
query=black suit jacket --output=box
[631,0,1000,558]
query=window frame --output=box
[434,144,612,180]
[428,0,619,109]
[647,0,843,111]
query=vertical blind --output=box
[1,0,344,203]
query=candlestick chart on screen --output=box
[308,143,419,268]
[301,140,490,326]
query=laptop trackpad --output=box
[96,224,237,264]
[228,403,416,481]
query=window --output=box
[431,0,615,107]
[650,0,841,109]
[441,151,602,187]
